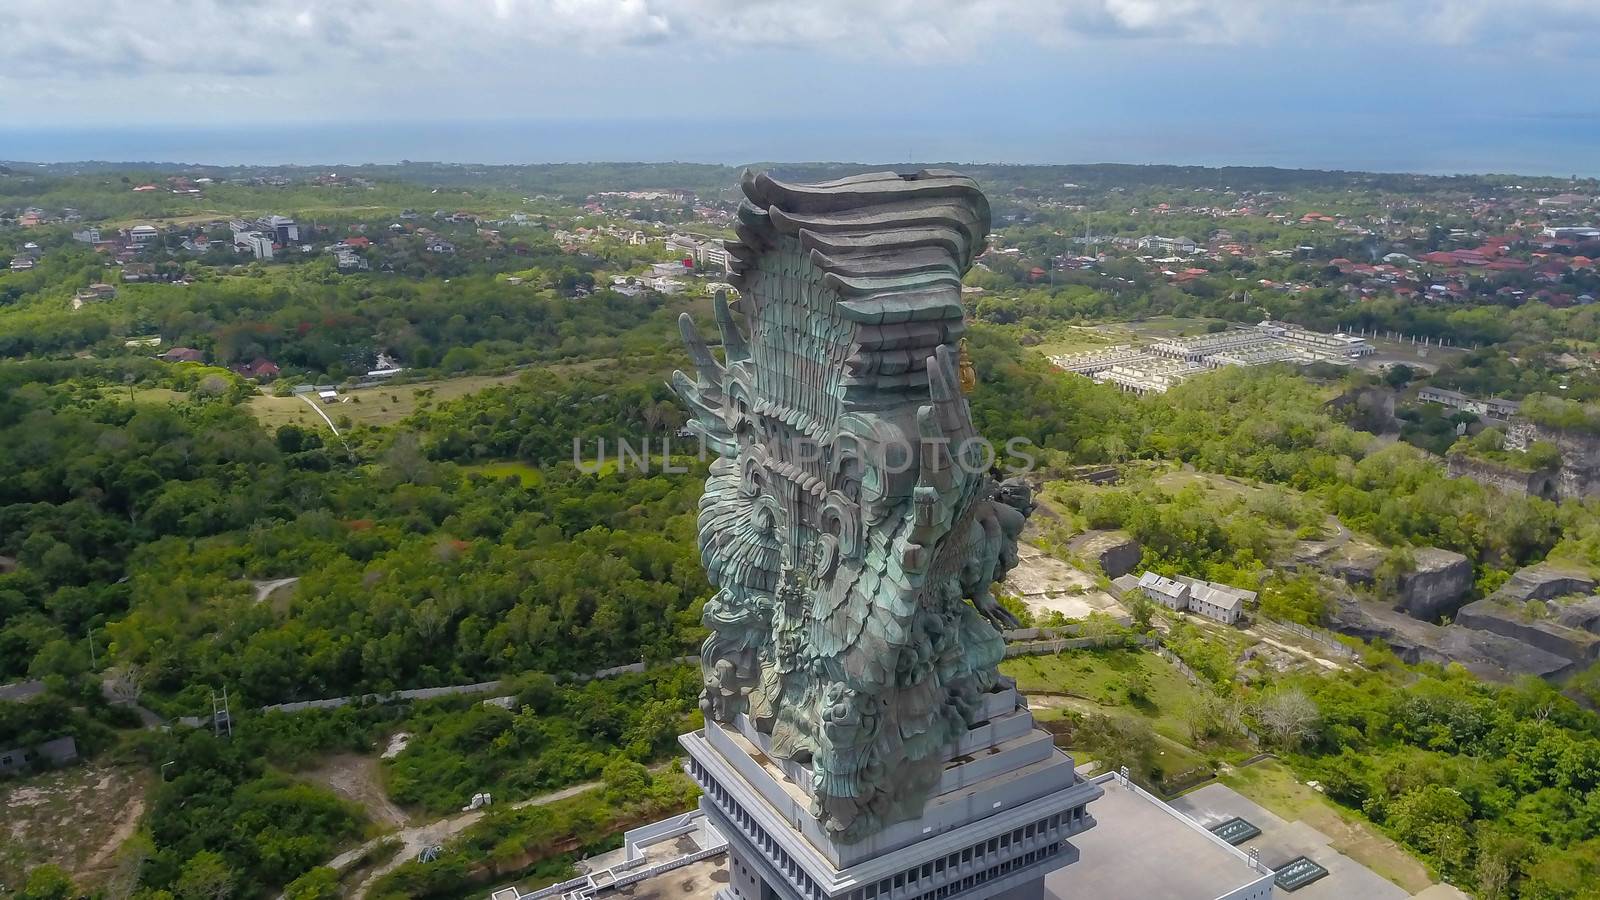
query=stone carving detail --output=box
[672,170,1032,843]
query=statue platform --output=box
[681,684,1101,900]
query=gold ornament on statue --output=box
[957,338,977,394]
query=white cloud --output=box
[6,0,1595,83]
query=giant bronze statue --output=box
[672,169,1034,843]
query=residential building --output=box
[72,227,101,244]
[650,260,692,278]
[1134,571,1247,625]
[1136,572,1191,612]
[160,347,205,363]
[266,215,299,244]
[129,224,160,245]
[231,358,281,380]
[1136,235,1198,255]
[71,283,117,310]
[1417,386,1521,421]
[237,231,275,260]
[0,736,79,776]
[646,276,687,295]
[1175,576,1252,625]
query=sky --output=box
[4,0,1599,175]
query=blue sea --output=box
[2,116,1596,177]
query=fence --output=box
[219,656,700,722]
[1152,646,1208,687]
[1258,615,1358,660]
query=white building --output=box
[237,232,274,260]
[1134,571,1248,625]
[646,276,687,295]
[129,224,160,245]
[267,215,299,244]
[1256,321,1374,358]
[1136,572,1191,612]
[1136,235,1198,255]
[72,227,101,244]
[1175,576,1252,625]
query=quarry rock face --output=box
[1394,547,1474,621]
[1454,597,1600,666]
[1530,423,1600,499]
[1486,562,1596,605]
[1066,529,1142,577]
[1446,453,1559,500]
[1329,597,1579,680]
[1326,561,1600,682]
[1298,540,1471,622]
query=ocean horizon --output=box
[3,116,1597,179]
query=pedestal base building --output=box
[684,684,1101,900]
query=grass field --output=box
[460,460,545,487]
[1031,327,1123,358]
[1004,648,1213,752]
[128,387,190,405]
[1219,760,1436,893]
[247,373,526,430]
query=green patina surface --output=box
[674,170,1034,842]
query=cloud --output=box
[6,0,1595,84]
[0,0,1593,109]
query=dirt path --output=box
[251,577,299,604]
[332,778,605,900]
[301,754,409,830]
[81,794,144,874]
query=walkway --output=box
[296,393,343,437]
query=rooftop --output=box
[1168,783,1410,900]
[1047,776,1269,899]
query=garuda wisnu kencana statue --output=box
[672,169,1033,844]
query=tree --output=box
[283,867,340,900]
[1257,686,1319,750]
[1260,575,1331,626]
[1125,589,1155,632]
[602,756,651,804]
[17,865,75,900]
[175,850,236,900]
[1388,785,1473,876]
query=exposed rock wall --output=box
[1446,453,1559,499]
[1325,562,1600,683]
[1394,547,1473,621]
[1486,563,1596,605]
[1065,530,1141,577]
[1329,598,1578,680]
[1518,423,1600,498]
